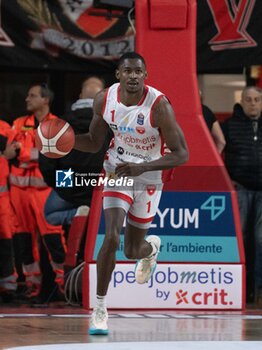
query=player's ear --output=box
[115,69,120,80]
[145,70,148,79]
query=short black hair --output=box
[30,82,54,105]
[118,52,146,68]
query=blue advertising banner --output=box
[93,191,240,263]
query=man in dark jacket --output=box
[221,86,262,306]
[39,77,111,227]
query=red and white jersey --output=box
[102,83,169,184]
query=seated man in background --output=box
[40,76,111,227]
[39,77,112,264]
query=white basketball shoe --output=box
[88,307,109,335]
[135,235,161,284]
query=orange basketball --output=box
[36,118,75,158]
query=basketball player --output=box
[74,52,189,334]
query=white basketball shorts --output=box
[103,180,163,229]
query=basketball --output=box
[35,118,75,158]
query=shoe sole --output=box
[88,328,109,335]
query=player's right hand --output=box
[115,162,144,177]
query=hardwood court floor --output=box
[0,304,262,349]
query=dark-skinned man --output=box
[74,52,189,334]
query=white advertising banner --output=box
[89,263,243,309]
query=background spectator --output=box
[221,86,262,306]
[40,76,111,228]
[10,83,66,302]
[39,77,112,269]
[0,120,20,302]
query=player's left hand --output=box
[115,162,144,177]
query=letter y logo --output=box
[207,0,257,50]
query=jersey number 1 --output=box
[146,201,151,213]
[110,110,115,122]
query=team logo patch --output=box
[137,113,145,125]
[117,146,124,155]
[136,127,145,135]
[146,185,156,195]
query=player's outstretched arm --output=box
[74,90,109,153]
[115,96,189,177]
